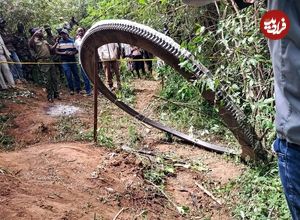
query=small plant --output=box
[97,128,114,148]
[0,114,15,150]
[116,77,136,105]
[128,125,141,146]
[55,116,86,141]
[143,156,175,186]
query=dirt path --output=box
[0,80,243,219]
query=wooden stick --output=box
[195,182,222,206]
[93,53,99,144]
[113,207,128,220]
[132,210,147,220]
[145,179,181,214]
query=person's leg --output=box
[80,66,92,95]
[141,60,146,74]
[112,61,121,89]
[62,63,74,92]
[273,138,300,219]
[0,66,8,89]
[10,51,24,80]
[8,61,19,81]
[146,60,152,73]
[49,64,59,99]
[103,61,113,89]
[70,63,81,93]
[39,64,53,101]
[0,56,15,88]
[132,59,141,78]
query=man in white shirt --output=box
[98,43,121,91]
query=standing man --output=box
[130,46,145,78]
[75,27,92,96]
[56,29,81,95]
[98,43,122,91]
[29,28,59,102]
[267,1,300,219]
[0,17,24,83]
[13,23,33,81]
[44,25,65,85]
[0,34,15,89]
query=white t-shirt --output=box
[98,43,119,61]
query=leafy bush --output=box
[222,164,290,219]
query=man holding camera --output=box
[29,28,60,102]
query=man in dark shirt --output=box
[55,29,81,95]
[29,28,60,102]
[44,25,65,85]
[13,23,33,81]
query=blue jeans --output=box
[273,138,300,220]
[9,51,24,80]
[80,66,91,94]
[62,63,81,92]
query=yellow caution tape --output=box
[0,58,158,65]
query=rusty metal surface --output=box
[80,20,267,160]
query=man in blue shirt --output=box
[56,29,81,95]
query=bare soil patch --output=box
[0,80,243,219]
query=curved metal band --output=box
[80,20,265,159]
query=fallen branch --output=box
[154,95,199,112]
[195,182,222,206]
[145,179,183,214]
[121,145,186,164]
[113,207,128,220]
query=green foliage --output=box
[0,114,15,150]
[143,155,175,186]
[116,80,136,105]
[187,2,275,148]
[157,65,233,142]
[220,164,290,219]
[128,125,141,146]
[0,0,81,33]
[55,116,86,141]
[96,127,114,148]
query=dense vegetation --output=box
[0,0,289,218]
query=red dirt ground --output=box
[0,81,243,219]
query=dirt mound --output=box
[0,143,185,219]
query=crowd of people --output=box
[0,16,154,102]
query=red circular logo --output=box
[260,10,290,40]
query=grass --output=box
[55,116,87,142]
[0,114,15,150]
[217,163,290,220]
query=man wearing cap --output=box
[44,25,65,85]
[0,17,25,83]
[29,28,60,102]
[56,29,81,95]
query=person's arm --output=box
[28,32,38,49]
[48,39,59,51]
[55,40,67,55]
